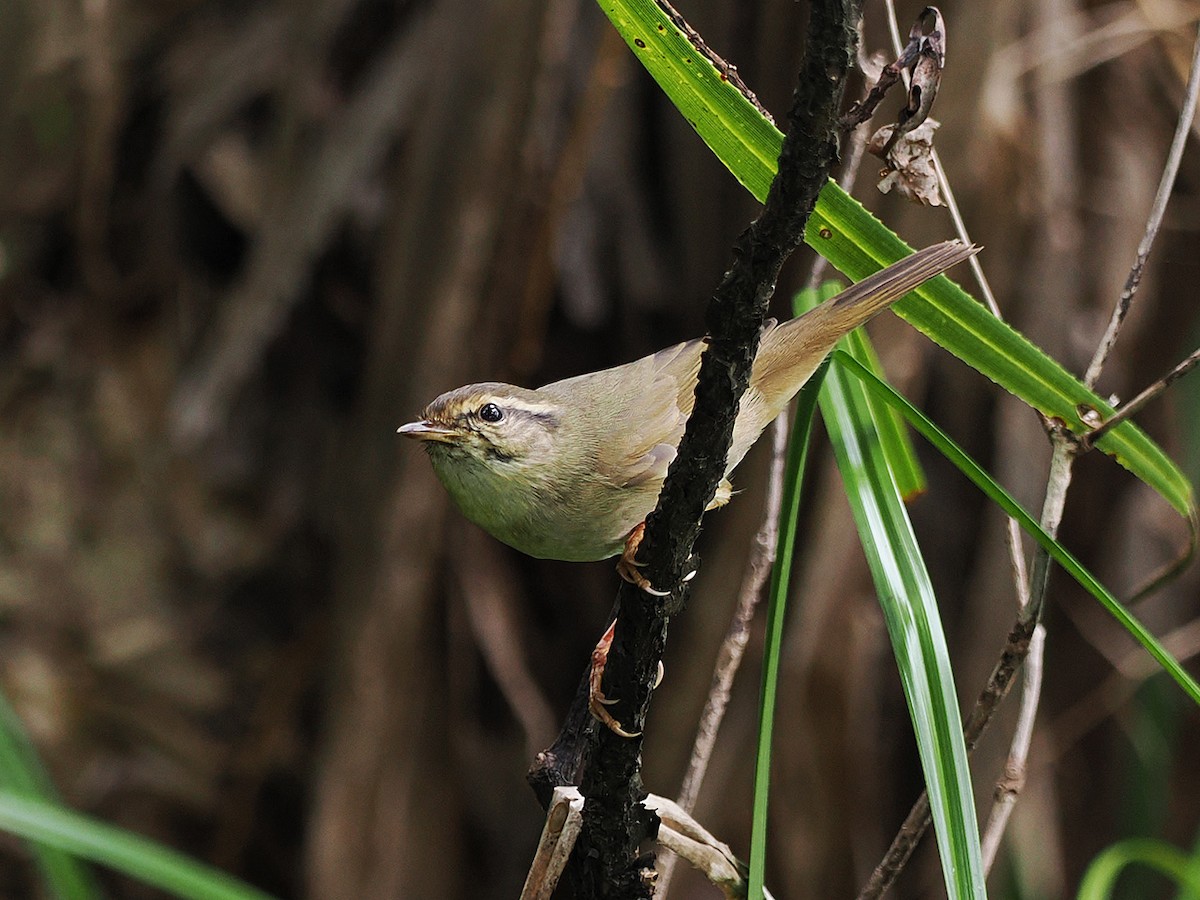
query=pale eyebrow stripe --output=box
[500,398,560,417]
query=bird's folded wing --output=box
[595,338,703,489]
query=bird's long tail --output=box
[751,239,978,411]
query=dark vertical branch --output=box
[639,0,859,594]
[528,1,862,896]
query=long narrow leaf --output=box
[749,359,828,900]
[834,350,1200,707]
[1077,838,1200,899]
[0,694,100,898]
[596,0,1195,521]
[794,284,927,498]
[0,792,277,900]
[843,323,927,499]
[817,323,986,899]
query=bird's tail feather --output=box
[751,239,978,410]
[815,239,977,334]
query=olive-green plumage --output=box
[400,241,975,562]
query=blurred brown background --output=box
[1,0,1199,897]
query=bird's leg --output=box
[616,522,671,596]
[617,480,726,594]
[597,520,687,735]
[589,619,637,737]
[617,521,703,597]
[588,618,664,739]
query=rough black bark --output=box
[528,1,862,896]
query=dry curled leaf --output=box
[841,6,946,134]
[869,118,944,206]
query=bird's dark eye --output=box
[479,403,504,423]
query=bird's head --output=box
[397,382,562,471]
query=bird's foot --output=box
[588,618,664,739]
[589,620,639,737]
[616,522,671,596]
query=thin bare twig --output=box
[1083,346,1200,448]
[883,0,1030,616]
[681,438,792,789]
[882,0,1002,319]
[1023,438,1077,624]
[657,410,789,898]
[866,13,1200,895]
[1084,23,1200,389]
[972,0,1087,874]
[980,624,1045,869]
[977,433,1077,865]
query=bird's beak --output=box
[397,420,462,444]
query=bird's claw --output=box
[617,522,672,596]
[590,620,638,736]
[588,619,665,738]
[620,569,671,597]
[590,692,642,739]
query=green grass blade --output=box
[834,350,1200,706]
[749,360,828,900]
[819,344,986,900]
[0,792,277,900]
[843,323,927,499]
[1077,838,1200,899]
[0,693,101,898]
[596,0,1195,521]
[808,191,1193,522]
[795,283,927,499]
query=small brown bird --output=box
[400,240,975,733]
[400,240,974,568]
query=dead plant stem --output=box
[861,3,1200,896]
